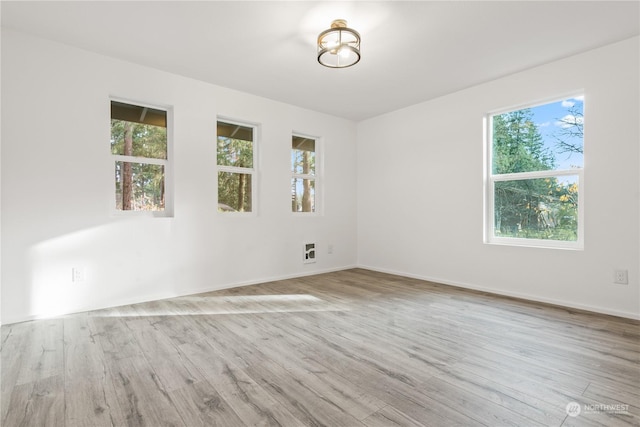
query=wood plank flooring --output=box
[1,268,639,426]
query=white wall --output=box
[357,37,640,319]
[1,30,358,324]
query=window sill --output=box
[486,237,583,251]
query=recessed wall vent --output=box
[303,243,316,264]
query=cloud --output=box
[555,114,584,128]
[561,96,584,108]
[537,121,551,127]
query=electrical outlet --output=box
[614,269,628,285]
[328,244,334,254]
[72,267,85,283]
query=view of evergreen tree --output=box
[111,119,166,211]
[217,131,253,212]
[492,109,555,174]
[291,137,316,212]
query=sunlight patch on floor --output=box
[90,294,349,317]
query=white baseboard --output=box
[357,264,640,321]
[5,263,637,324]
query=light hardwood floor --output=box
[1,268,639,426]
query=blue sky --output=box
[530,96,584,171]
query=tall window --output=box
[486,96,584,248]
[292,135,317,213]
[217,120,256,213]
[111,101,168,212]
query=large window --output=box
[486,96,584,248]
[292,135,317,213]
[217,120,256,213]
[111,100,169,213]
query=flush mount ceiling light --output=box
[317,19,361,68]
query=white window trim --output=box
[112,155,166,166]
[292,132,322,215]
[110,97,173,218]
[216,117,259,216]
[484,95,584,250]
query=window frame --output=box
[291,132,321,215]
[484,95,585,250]
[216,117,258,215]
[110,97,173,217]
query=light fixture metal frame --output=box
[317,19,361,68]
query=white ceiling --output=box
[2,1,639,121]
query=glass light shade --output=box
[317,20,361,68]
